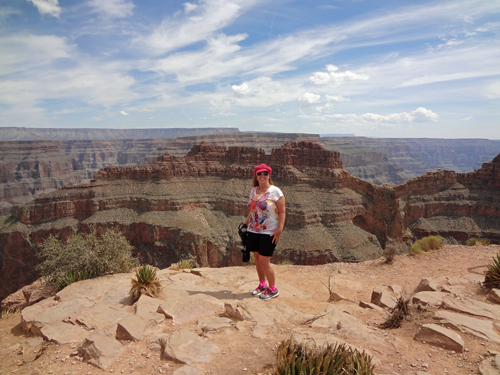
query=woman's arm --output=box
[271,195,286,244]
[243,212,251,227]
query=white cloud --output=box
[326,95,349,102]
[231,83,250,97]
[27,0,61,18]
[485,80,500,98]
[142,0,260,55]
[299,93,321,108]
[0,35,72,76]
[310,65,369,85]
[300,107,438,127]
[183,2,198,13]
[88,0,134,18]
[120,110,129,116]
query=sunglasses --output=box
[256,171,269,176]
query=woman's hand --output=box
[271,228,282,244]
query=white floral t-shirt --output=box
[247,185,284,235]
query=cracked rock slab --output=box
[434,310,500,343]
[160,329,219,365]
[414,323,464,352]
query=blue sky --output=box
[1,0,499,138]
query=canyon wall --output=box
[1,141,499,301]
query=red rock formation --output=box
[1,141,499,302]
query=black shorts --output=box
[246,231,277,257]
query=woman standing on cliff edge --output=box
[241,163,285,300]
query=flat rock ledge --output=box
[11,269,500,373]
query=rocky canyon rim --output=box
[1,244,500,375]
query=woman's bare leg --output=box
[253,252,266,283]
[257,254,275,287]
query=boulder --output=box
[22,278,57,306]
[160,329,219,365]
[479,352,500,375]
[77,331,125,370]
[434,310,500,343]
[414,323,464,352]
[116,314,148,341]
[1,288,28,313]
[371,285,400,309]
[40,320,89,344]
[135,295,165,323]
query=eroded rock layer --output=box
[1,141,499,301]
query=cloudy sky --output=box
[1,0,499,138]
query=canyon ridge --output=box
[1,140,499,302]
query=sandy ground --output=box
[1,244,499,375]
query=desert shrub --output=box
[273,338,374,375]
[379,295,410,329]
[280,260,294,265]
[410,236,442,254]
[130,264,162,302]
[37,228,137,287]
[467,238,490,246]
[169,259,194,270]
[382,245,398,264]
[466,238,477,246]
[58,270,93,290]
[483,253,500,290]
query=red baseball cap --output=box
[254,164,272,175]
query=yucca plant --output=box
[58,270,93,290]
[483,253,500,290]
[130,264,162,302]
[273,338,374,375]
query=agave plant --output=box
[58,270,93,290]
[129,264,162,302]
[273,338,374,375]
[483,253,500,290]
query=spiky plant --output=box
[483,253,500,290]
[169,259,194,270]
[130,264,162,302]
[273,338,374,375]
[58,270,93,290]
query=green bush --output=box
[410,236,442,254]
[483,253,500,290]
[37,228,137,288]
[273,338,374,375]
[467,238,490,246]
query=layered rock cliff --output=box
[2,141,499,302]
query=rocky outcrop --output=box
[1,141,499,301]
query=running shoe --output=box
[259,287,279,300]
[252,284,266,296]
